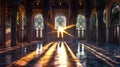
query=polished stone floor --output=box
[0,41,120,67]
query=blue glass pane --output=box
[57,16,64,26]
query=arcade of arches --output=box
[0,0,120,67]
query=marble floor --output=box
[0,41,120,67]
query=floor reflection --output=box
[36,43,43,54]
[5,53,11,65]
[0,41,120,67]
[76,42,86,67]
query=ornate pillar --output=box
[118,2,120,44]
[26,13,32,43]
[96,7,106,45]
[0,0,6,48]
[84,0,92,43]
[10,5,18,46]
[8,0,22,46]
[0,1,6,63]
[85,17,90,42]
[70,0,78,43]
[119,6,120,44]
[105,7,110,43]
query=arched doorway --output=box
[34,14,44,40]
[76,14,86,39]
[90,12,98,42]
[110,3,120,44]
[103,9,108,43]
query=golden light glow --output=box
[7,42,54,67]
[58,26,65,32]
[7,42,83,67]
[58,42,68,67]
[57,26,65,38]
[6,28,11,34]
[65,24,75,29]
[34,42,58,67]
[47,23,75,38]
[64,31,73,37]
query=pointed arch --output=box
[90,9,98,41]
[109,2,120,44]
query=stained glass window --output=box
[55,15,66,29]
[34,14,44,30]
[76,15,86,30]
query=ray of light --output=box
[58,42,68,67]
[57,41,61,54]
[7,42,54,67]
[64,42,80,62]
[47,31,57,34]
[46,24,75,38]
[65,24,75,30]
[36,43,43,54]
[54,42,68,67]
[64,31,74,37]
[34,42,58,67]
[46,22,55,30]
[64,42,82,67]
[85,45,120,64]
[36,43,40,54]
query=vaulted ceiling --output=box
[6,0,110,20]
[6,0,110,12]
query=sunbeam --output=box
[65,24,75,30]
[47,31,57,34]
[64,31,74,37]
[47,24,75,38]
[34,42,58,67]
[46,22,54,30]
[7,42,54,67]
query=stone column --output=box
[105,7,109,43]
[10,5,18,46]
[118,1,120,44]
[26,12,32,43]
[0,0,6,48]
[25,0,33,43]
[85,17,90,42]
[84,0,92,43]
[96,7,106,45]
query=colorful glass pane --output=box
[34,14,44,30]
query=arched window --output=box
[34,14,44,30]
[76,15,86,39]
[90,12,98,41]
[34,14,44,38]
[76,15,86,30]
[55,15,66,38]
